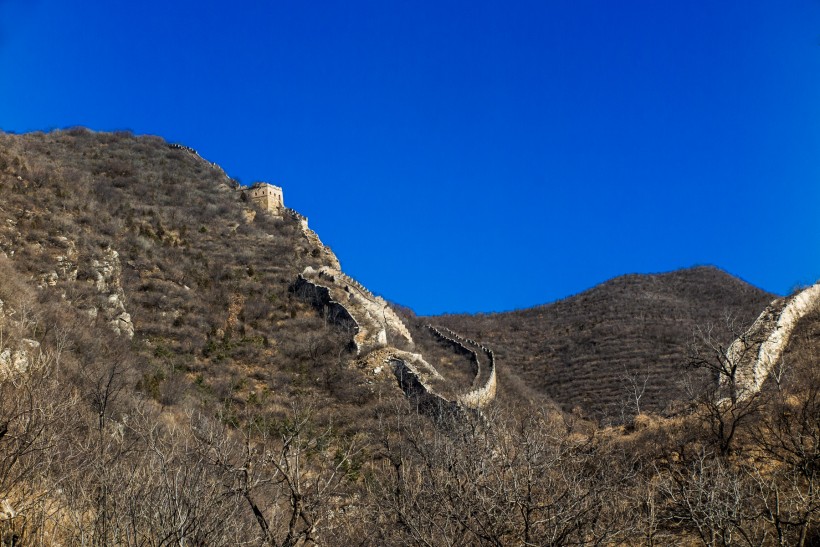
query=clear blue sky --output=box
[1,1,819,315]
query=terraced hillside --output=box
[432,267,775,420]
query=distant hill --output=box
[430,266,775,420]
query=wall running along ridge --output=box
[726,281,820,400]
[390,355,467,423]
[296,266,413,354]
[292,272,497,415]
[291,273,360,352]
[426,325,480,387]
[170,137,498,416]
[171,141,340,271]
[427,325,497,409]
[168,143,230,177]
[281,208,341,270]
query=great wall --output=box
[725,280,820,401]
[426,325,497,409]
[292,263,498,416]
[183,153,502,417]
[172,139,820,417]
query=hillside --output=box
[4,128,820,545]
[0,128,405,423]
[431,266,775,420]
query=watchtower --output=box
[247,182,284,213]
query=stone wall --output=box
[426,325,480,386]
[167,143,227,174]
[281,209,341,271]
[427,325,497,409]
[391,357,465,423]
[293,267,496,418]
[297,266,413,354]
[727,281,820,400]
[245,182,284,215]
[291,274,360,348]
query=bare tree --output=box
[193,403,363,546]
[685,317,767,455]
[370,405,630,546]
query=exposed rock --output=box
[38,271,58,287]
[242,208,257,223]
[110,312,134,338]
[0,499,15,520]
[0,339,40,379]
[88,247,134,339]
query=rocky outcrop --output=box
[726,281,820,400]
[0,338,41,380]
[89,247,134,338]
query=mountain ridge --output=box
[429,264,775,419]
[3,128,819,545]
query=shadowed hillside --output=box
[431,267,775,420]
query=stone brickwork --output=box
[246,182,284,214]
[427,325,497,409]
[297,266,413,354]
[726,280,820,400]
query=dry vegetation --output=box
[430,267,775,421]
[0,129,818,546]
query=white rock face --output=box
[89,248,134,338]
[727,281,820,400]
[0,338,41,379]
[0,498,15,520]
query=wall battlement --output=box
[246,182,284,214]
[427,325,497,409]
[293,266,413,354]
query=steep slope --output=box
[0,128,492,426]
[431,266,775,419]
[0,128,413,425]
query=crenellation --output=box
[297,266,413,353]
[168,143,229,175]
[426,324,497,409]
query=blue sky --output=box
[1,1,819,315]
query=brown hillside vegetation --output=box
[431,267,775,420]
[2,128,820,545]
